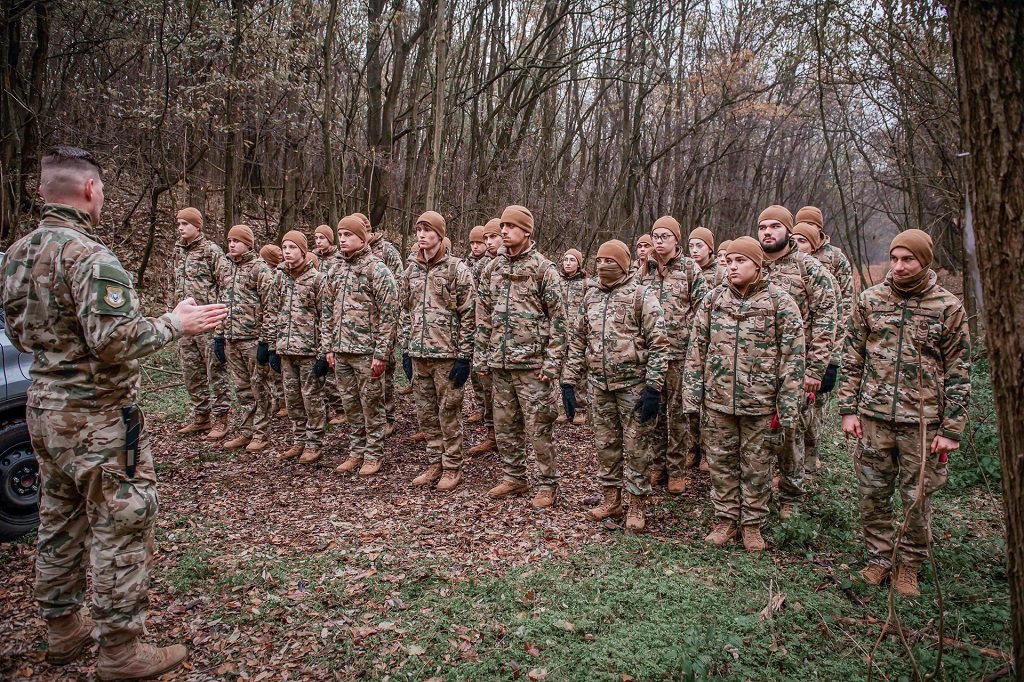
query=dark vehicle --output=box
[0,252,40,541]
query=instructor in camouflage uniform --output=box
[477,205,566,508]
[838,229,970,597]
[0,146,227,679]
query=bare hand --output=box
[841,414,862,438]
[931,435,959,456]
[173,298,228,337]
[371,358,386,378]
[327,352,335,369]
[805,377,822,393]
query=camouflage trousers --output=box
[281,354,325,448]
[854,416,948,570]
[650,360,699,478]
[28,407,158,647]
[772,397,810,505]
[470,368,494,428]
[413,357,467,470]
[592,383,654,496]
[384,354,397,425]
[226,340,270,439]
[334,353,386,462]
[321,368,344,416]
[703,408,775,527]
[492,368,559,489]
[557,361,588,418]
[178,333,230,417]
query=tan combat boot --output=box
[467,430,496,456]
[436,469,463,492]
[398,384,413,395]
[279,444,304,461]
[742,525,766,553]
[336,456,362,474]
[384,422,397,438]
[358,460,382,476]
[859,564,890,586]
[205,414,229,441]
[699,458,710,473]
[704,521,738,547]
[571,414,587,426]
[894,565,921,597]
[467,411,484,424]
[245,439,268,453]
[555,414,569,424]
[779,503,797,520]
[329,413,348,426]
[275,406,289,418]
[532,487,557,509]
[95,639,188,681]
[648,467,664,487]
[487,480,529,499]
[586,487,622,521]
[298,448,321,464]
[624,493,646,531]
[409,431,427,443]
[46,609,95,665]
[667,476,687,495]
[223,434,251,450]
[412,464,443,486]
[176,415,211,435]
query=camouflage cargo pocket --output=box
[100,464,159,536]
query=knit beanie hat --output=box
[482,218,501,236]
[635,234,653,249]
[315,224,335,244]
[688,226,715,250]
[793,222,824,251]
[281,230,308,254]
[727,236,765,268]
[596,239,631,274]
[500,205,534,235]
[758,205,794,231]
[717,239,733,253]
[890,229,933,268]
[795,206,824,231]
[227,224,255,247]
[416,211,446,239]
[352,212,373,233]
[469,225,486,243]
[442,237,452,254]
[260,244,283,267]
[176,207,203,229]
[651,216,681,242]
[336,215,368,244]
[563,248,583,269]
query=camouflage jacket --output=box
[563,279,669,392]
[320,246,398,361]
[369,233,404,275]
[681,280,806,424]
[317,246,344,277]
[812,238,855,366]
[465,254,487,273]
[217,250,270,341]
[762,240,838,381]
[634,251,708,359]
[0,204,184,410]
[700,261,726,290]
[560,271,594,333]
[170,233,225,307]
[475,242,566,375]
[399,251,476,360]
[274,256,324,356]
[471,254,495,283]
[837,271,971,440]
[256,262,283,346]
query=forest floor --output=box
[0,348,1010,681]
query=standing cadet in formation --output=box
[258,244,288,417]
[839,229,970,596]
[272,231,326,463]
[171,206,232,440]
[215,224,272,452]
[716,240,732,270]
[635,216,708,493]
[556,248,592,425]
[400,212,477,491]
[757,205,837,519]
[683,237,806,552]
[0,146,228,679]
[563,240,668,530]
[477,205,566,508]
[321,216,398,476]
[466,224,489,271]
[466,217,502,455]
[688,226,725,289]
[630,234,653,277]
[313,223,346,425]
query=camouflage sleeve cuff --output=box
[163,312,186,340]
[837,406,857,415]
[941,428,962,442]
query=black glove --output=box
[448,357,471,388]
[256,341,270,366]
[312,357,330,378]
[634,385,662,424]
[402,353,413,381]
[269,351,282,374]
[819,363,839,394]
[561,384,577,422]
[212,336,226,365]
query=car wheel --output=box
[0,420,39,541]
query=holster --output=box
[122,404,141,478]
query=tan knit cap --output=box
[500,205,534,235]
[482,218,501,236]
[315,224,335,244]
[596,240,631,274]
[890,229,933,268]
[688,226,714,250]
[352,212,372,233]
[795,206,824,231]
[793,222,824,251]
[651,216,681,242]
[260,244,283,267]
[281,230,308,254]
[176,207,203,229]
[227,224,255,247]
[727,236,765,268]
[416,211,446,239]
[337,215,367,243]
[564,248,583,266]
[635,234,653,248]
[469,225,486,243]
[717,239,733,253]
[757,205,794,231]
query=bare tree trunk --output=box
[223,0,244,229]
[424,0,448,208]
[321,0,339,226]
[947,1,1024,673]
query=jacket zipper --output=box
[599,289,611,391]
[419,261,430,354]
[732,296,744,411]
[891,298,909,420]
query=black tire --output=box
[0,420,39,541]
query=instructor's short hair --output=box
[41,146,103,179]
